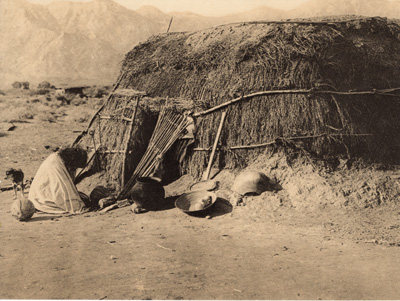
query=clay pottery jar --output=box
[130,177,165,210]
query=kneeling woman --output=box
[29,147,88,214]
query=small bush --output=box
[30,89,51,96]
[50,100,64,108]
[0,98,41,122]
[70,95,88,106]
[12,82,22,89]
[56,93,75,105]
[7,107,35,121]
[50,108,67,119]
[36,111,57,123]
[64,107,94,123]
[87,97,105,109]
[12,81,30,90]
[37,81,53,89]
[84,86,110,98]
[0,131,7,137]
[77,112,91,123]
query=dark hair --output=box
[58,147,87,169]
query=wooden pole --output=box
[71,76,124,147]
[89,130,101,171]
[192,133,373,151]
[121,96,141,189]
[203,111,227,181]
[167,16,173,33]
[193,87,400,117]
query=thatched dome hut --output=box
[115,17,400,178]
[76,17,400,188]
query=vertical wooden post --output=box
[203,111,227,181]
[167,16,173,33]
[121,95,141,189]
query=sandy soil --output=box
[1,118,400,300]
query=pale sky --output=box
[27,0,311,16]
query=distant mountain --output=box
[0,0,161,87]
[290,0,400,18]
[219,6,286,24]
[1,0,400,88]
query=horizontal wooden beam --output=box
[192,133,373,151]
[112,89,146,97]
[98,115,133,122]
[86,147,132,154]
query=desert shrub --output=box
[87,96,105,109]
[64,107,94,123]
[49,108,67,119]
[70,95,88,106]
[56,93,75,105]
[84,86,109,98]
[0,90,5,96]
[6,107,35,121]
[37,81,53,89]
[20,111,35,120]
[12,82,22,89]
[0,97,38,122]
[50,99,66,108]
[30,89,51,96]
[0,131,7,137]
[25,95,50,104]
[1,101,63,123]
[12,81,30,89]
[36,111,57,123]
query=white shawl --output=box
[28,153,86,214]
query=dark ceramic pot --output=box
[130,177,165,210]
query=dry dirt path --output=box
[1,120,400,300]
[2,191,400,300]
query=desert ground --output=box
[1,88,400,300]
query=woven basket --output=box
[175,191,217,214]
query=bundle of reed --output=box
[118,106,192,199]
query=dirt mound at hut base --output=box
[166,152,400,246]
[168,152,400,213]
[246,153,400,210]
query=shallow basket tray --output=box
[175,191,217,213]
[190,180,218,192]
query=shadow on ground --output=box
[29,214,62,222]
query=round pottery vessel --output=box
[130,177,165,210]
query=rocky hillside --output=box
[0,0,161,87]
[1,0,400,88]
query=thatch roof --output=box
[114,16,400,177]
[120,17,400,93]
